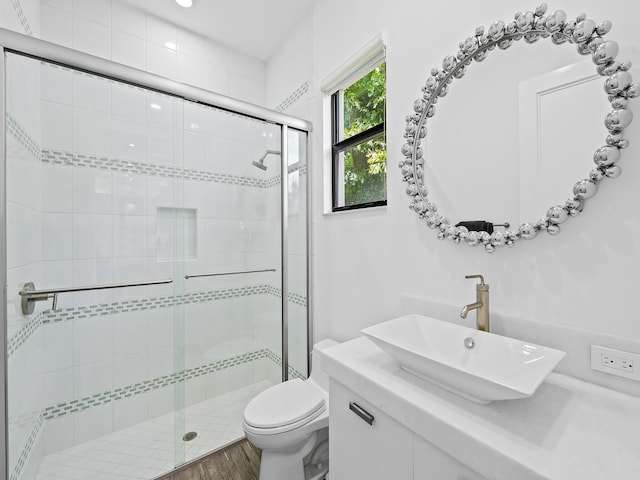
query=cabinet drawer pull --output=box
[349,402,375,425]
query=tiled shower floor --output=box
[36,381,272,480]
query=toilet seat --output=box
[244,379,326,435]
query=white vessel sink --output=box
[361,314,565,404]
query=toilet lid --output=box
[244,379,325,429]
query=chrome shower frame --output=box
[0,27,313,478]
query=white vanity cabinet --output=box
[323,338,640,480]
[329,379,413,480]
[413,435,488,480]
[330,379,487,480]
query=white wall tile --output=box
[146,123,174,165]
[176,53,204,88]
[113,215,147,258]
[147,385,174,419]
[146,92,175,127]
[40,4,73,48]
[184,376,206,407]
[112,172,148,216]
[42,213,73,261]
[112,30,146,70]
[71,258,114,306]
[182,131,205,171]
[148,307,174,350]
[41,64,72,104]
[113,393,148,430]
[111,1,145,38]
[72,0,111,26]
[112,352,147,388]
[146,41,177,80]
[41,101,73,150]
[72,71,111,112]
[74,403,113,444]
[72,214,113,259]
[176,28,203,60]
[42,0,72,12]
[205,369,230,399]
[72,16,111,58]
[113,311,147,357]
[73,316,113,365]
[145,15,176,47]
[111,117,146,161]
[42,368,73,407]
[42,322,73,372]
[72,168,113,215]
[229,52,265,79]
[73,108,112,156]
[43,415,75,455]
[41,163,73,213]
[148,347,173,379]
[203,40,229,66]
[112,83,146,121]
[229,73,266,109]
[202,63,230,96]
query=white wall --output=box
[289,0,640,351]
[39,0,266,106]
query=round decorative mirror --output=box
[400,3,638,252]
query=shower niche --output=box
[2,47,310,480]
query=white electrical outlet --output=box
[591,345,640,381]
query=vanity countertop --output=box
[321,337,640,480]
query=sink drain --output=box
[182,431,198,442]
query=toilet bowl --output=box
[243,339,337,480]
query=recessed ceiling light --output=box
[174,0,193,7]
[165,42,178,51]
[149,103,162,110]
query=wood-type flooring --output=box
[158,439,261,480]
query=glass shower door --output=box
[174,101,283,464]
[4,51,286,480]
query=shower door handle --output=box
[184,268,276,279]
[19,278,173,314]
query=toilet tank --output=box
[308,339,338,393]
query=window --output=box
[331,62,386,211]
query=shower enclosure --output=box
[1,29,311,480]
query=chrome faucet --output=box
[460,274,490,332]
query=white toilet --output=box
[243,339,337,480]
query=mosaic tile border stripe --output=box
[41,149,279,188]
[10,0,32,36]
[7,312,43,357]
[8,285,307,358]
[7,114,305,194]
[9,412,43,480]
[42,348,304,421]
[11,348,304,480]
[6,115,40,160]
[276,82,309,113]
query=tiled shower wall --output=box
[5,54,302,480]
[39,0,266,106]
[3,2,311,479]
[5,51,44,480]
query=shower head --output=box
[252,159,268,171]
[252,150,281,171]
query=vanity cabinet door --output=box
[413,434,488,480]
[329,380,413,480]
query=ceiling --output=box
[119,0,314,61]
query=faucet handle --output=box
[465,274,485,284]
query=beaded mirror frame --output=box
[400,3,638,252]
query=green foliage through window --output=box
[333,63,386,209]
